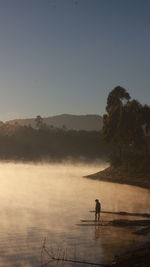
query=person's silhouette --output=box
[95,199,101,221]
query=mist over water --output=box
[0,162,149,266]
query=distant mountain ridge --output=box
[7,114,103,131]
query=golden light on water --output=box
[0,162,149,266]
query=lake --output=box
[0,162,149,266]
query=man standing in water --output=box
[95,199,101,221]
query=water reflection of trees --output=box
[93,223,146,263]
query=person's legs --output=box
[95,212,97,221]
[98,212,100,221]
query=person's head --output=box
[95,199,99,203]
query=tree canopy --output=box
[102,86,150,169]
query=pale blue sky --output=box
[0,0,150,121]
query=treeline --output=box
[102,86,150,172]
[0,123,109,161]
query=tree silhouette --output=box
[106,86,130,114]
[103,86,131,143]
[102,86,149,167]
[142,105,150,134]
[35,115,47,130]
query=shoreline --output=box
[86,166,150,266]
[85,166,150,190]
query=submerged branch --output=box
[41,238,110,267]
[41,255,110,266]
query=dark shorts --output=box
[95,210,100,213]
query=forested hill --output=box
[6,114,103,131]
[0,127,109,161]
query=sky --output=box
[0,0,150,121]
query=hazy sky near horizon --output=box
[0,0,150,121]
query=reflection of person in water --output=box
[95,199,101,221]
[94,225,101,239]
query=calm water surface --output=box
[0,162,149,266]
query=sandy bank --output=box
[86,166,150,189]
